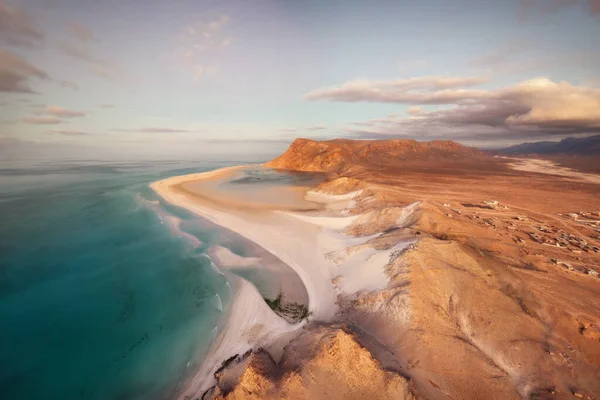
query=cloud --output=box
[192,64,217,82]
[398,59,429,71]
[518,0,600,21]
[0,49,49,93]
[111,127,195,133]
[469,39,530,69]
[60,26,118,80]
[67,22,94,42]
[60,42,100,64]
[90,64,122,81]
[49,129,89,135]
[22,116,62,125]
[407,106,424,115]
[180,14,232,82]
[305,76,489,104]
[0,1,44,47]
[469,37,598,77]
[100,104,115,109]
[59,80,78,90]
[276,126,327,133]
[46,105,85,118]
[320,76,600,143]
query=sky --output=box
[1,0,600,151]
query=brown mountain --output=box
[265,138,483,174]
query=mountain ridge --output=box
[499,134,600,155]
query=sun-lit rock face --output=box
[265,138,482,173]
[211,327,418,400]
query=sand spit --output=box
[151,167,417,398]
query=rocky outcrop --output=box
[211,327,418,400]
[265,138,482,173]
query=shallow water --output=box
[188,166,326,210]
[0,154,313,399]
[0,157,247,400]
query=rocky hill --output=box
[265,138,482,174]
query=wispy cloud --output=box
[518,0,600,21]
[305,76,489,104]
[469,37,599,77]
[469,39,530,70]
[67,22,94,42]
[0,1,44,48]
[46,105,85,118]
[59,80,78,90]
[60,23,118,80]
[48,129,90,135]
[22,116,62,125]
[59,41,101,64]
[398,59,429,71]
[111,127,196,133]
[99,104,115,109]
[277,125,328,133]
[180,14,232,82]
[0,49,49,93]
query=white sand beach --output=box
[150,166,418,398]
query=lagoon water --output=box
[0,148,282,400]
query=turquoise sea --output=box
[0,148,283,400]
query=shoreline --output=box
[151,165,339,398]
[151,164,410,398]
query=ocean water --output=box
[0,152,277,400]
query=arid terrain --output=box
[166,139,600,400]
